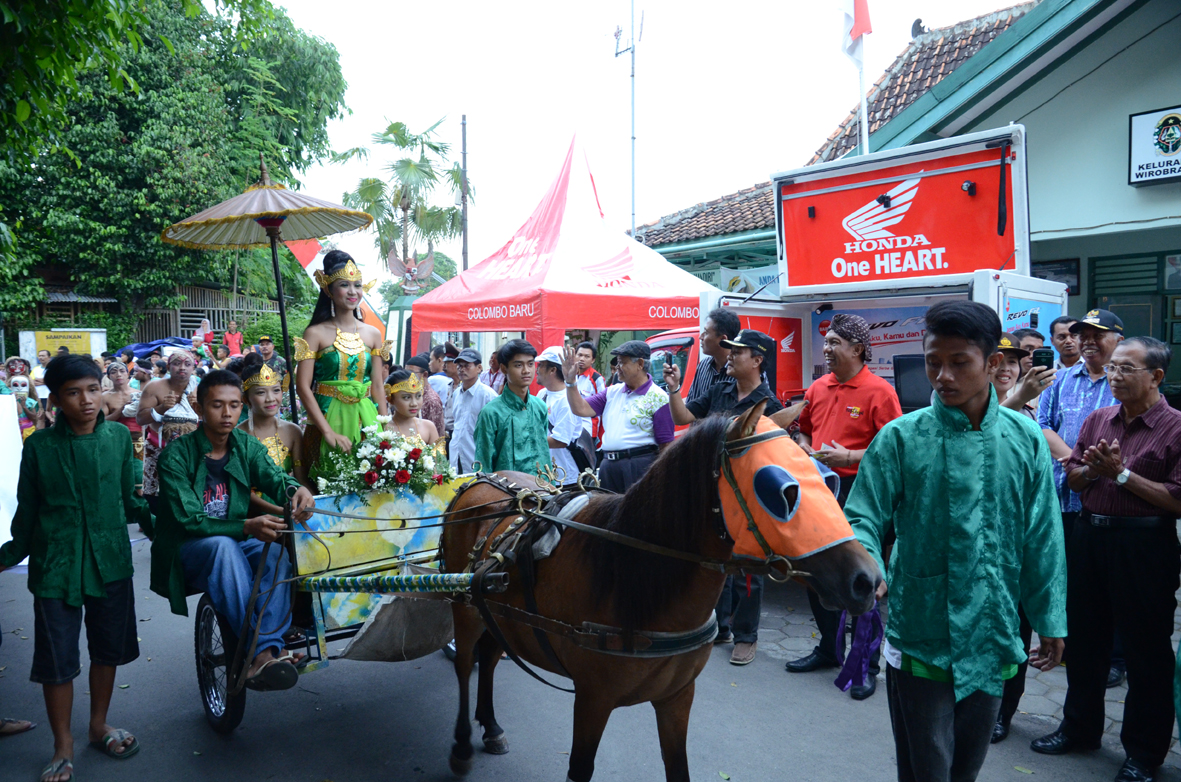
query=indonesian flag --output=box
[841,0,872,66]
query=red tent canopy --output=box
[412,139,716,355]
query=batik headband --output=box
[243,362,281,391]
[387,373,424,395]
[313,259,376,294]
[829,313,873,360]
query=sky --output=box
[275,0,1021,281]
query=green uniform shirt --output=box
[150,427,301,616]
[472,388,551,475]
[845,387,1067,702]
[0,414,150,607]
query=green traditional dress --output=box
[294,329,390,480]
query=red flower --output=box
[434,474,444,485]
[408,448,423,462]
[363,470,379,486]
[379,440,392,451]
[374,455,384,468]
[395,469,411,484]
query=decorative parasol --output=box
[162,155,374,418]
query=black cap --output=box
[610,340,651,359]
[405,355,430,372]
[997,333,1030,357]
[721,329,775,356]
[455,348,482,364]
[1070,309,1124,334]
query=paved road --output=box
[0,537,1177,782]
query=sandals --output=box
[89,727,139,760]
[39,757,73,782]
[244,656,298,691]
[0,718,36,737]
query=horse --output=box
[441,401,881,781]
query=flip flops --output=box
[244,656,298,691]
[89,727,139,760]
[39,757,73,782]
[0,718,36,737]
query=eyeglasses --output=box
[1102,364,1152,376]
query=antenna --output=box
[614,2,640,239]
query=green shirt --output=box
[472,388,551,475]
[0,415,151,606]
[845,387,1067,701]
[150,427,301,616]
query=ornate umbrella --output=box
[162,155,373,417]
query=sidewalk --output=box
[757,579,1181,771]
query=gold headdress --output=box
[386,373,424,395]
[243,362,282,391]
[314,259,376,294]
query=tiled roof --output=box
[44,286,118,303]
[635,2,1036,249]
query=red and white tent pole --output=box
[842,0,873,154]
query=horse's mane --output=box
[578,415,730,632]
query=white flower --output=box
[383,449,397,462]
[375,414,393,424]
[421,456,434,470]
[316,478,328,493]
[392,449,407,463]
[359,460,371,472]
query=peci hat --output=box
[1070,309,1124,334]
[405,355,431,372]
[455,348,482,365]
[997,333,1031,358]
[721,329,776,357]
[536,345,564,366]
[610,340,651,360]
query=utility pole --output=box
[461,115,470,348]
[615,4,641,237]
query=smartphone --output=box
[1032,348,1055,371]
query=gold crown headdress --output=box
[243,362,281,391]
[386,373,424,395]
[314,259,376,294]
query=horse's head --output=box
[718,401,881,616]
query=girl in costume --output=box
[294,250,392,479]
[238,352,308,513]
[6,372,45,441]
[384,369,441,446]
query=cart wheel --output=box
[194,594,246,733]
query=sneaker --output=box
[730,642,757,665]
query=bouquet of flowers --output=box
[316,416,456,497]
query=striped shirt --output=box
[1067,397,1181,517]
[685,355,723,406]
[1037,362,1117,513]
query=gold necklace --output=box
[333,326,366,357]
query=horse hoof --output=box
[449,752,473,776]
[482,732,509,755]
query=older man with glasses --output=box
[1032,336,1181,782]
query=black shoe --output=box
[714,631,734,645]
[1106,665,1127,688]
[1030,730,1100,755]
[785,650,839,673]
[849,676,877,700]
[991,715,1011,744]
[1114,758,1156,782]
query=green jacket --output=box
[845,388,1067,701]
[473,388,551,475]
[0,415,151,606]
[150,427,301,616]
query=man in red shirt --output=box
[222,320,244,357]
[785,313,902,700]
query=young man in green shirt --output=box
[1,355,152,782]
[845,300,1067,782]
[473,339,550,475]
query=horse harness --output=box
[455,421,811,692]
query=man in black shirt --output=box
[663,329,782,666]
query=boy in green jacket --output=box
[0,355,152,782]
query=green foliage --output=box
[1,311,142,358]
[0,2,344,318]
[337,119,469,267]
[239,305,312,355]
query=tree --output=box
[0,2,342,314]
[336,119,470,270]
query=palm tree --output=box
[334,118,469,270]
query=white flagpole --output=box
[859,53,870,154]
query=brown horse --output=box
[442,402,880,781]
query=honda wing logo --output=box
[841,177,921,241]
[780,333,795,353]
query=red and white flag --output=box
[841,0,872,66]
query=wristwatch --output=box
[1116,468,1131,485]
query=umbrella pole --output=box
[264,224,300,421]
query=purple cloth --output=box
[1036,363,1117,513]
[584,375,674,445]
[834,602,883,692]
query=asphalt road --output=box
[0,537,1174,782]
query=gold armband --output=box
[293,336,317,362]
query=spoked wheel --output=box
[194,594,246,733]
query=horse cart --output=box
[192,477,502,733]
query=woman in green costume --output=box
[294,250,392,480]
[238,352,309,512]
